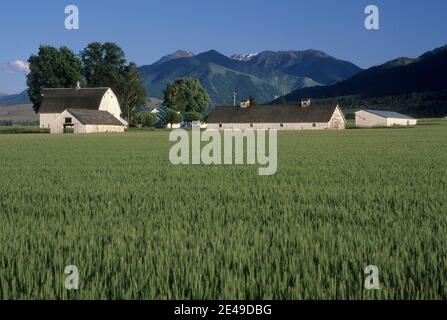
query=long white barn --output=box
[206,100,346,130]
[355,109,417,127]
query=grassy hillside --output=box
[0,122,446,299]
[140,59,310,106]
[276,46,447,116]
[0,90,30,106]
[247,50,362,84]
[140,52,316,105]
[199,63,307,106]
[0,104,38,124]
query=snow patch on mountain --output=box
[230,53,258,61]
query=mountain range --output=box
[138,49,362,106]
[3,45,447,117]
[0,90,30,106]
[0,49,363,108]
[274,45,447,116]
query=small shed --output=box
[50,109,126,134]
[355,110,417,127]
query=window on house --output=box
[280,123,284,128]
[250,123,254,128]
[65,117,72,124]
[219,124,223,128]
[312,123,316,128]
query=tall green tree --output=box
[248,95,257,106]
[163,78,210,113]
[119,63,147,123]
[164,111,182,127]
[80,42,147,122]
[183,111,203,122]
[27,46,84,112]
[134,112,158,128]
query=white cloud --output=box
[8,60,30,73]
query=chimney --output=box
[240,99,250,108]
[300,99,311,107]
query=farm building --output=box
[206,100,346,130]
[38,87,127,133]
[149,106,181,128]
[355,110,417,127]
[49,109,126,134]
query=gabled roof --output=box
[207,104,339,124]
[39,88,110,113]
[150,106,178,120]
[66,108,124,126]
[363,109,415,120]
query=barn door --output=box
[63,117,74,134]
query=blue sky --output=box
[0,0,446,94]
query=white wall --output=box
[40,113,60,128]
[387,118,417,126]
[99,89,127,125]
[167,123,181,129]
[207,122,331,130]
[49,110,85,134]
[49,110,125,134]
[85,125,125,133]
[355,110,417,127]
[355,110,387,127]
[329,106,346,129]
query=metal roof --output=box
[39,88,110,113]
[150,106,178,120]
[66,108,125,126]
[364,109,415,120]
[207,104,339,124]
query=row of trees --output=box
[27,43,260,128]
[27,43,147,121]
[134,82,260,128]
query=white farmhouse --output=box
[206,100,346,130]
[38,87,127,133]
[355,109,417,127]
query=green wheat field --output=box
[0,119,446,299]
